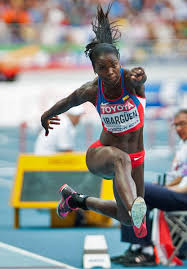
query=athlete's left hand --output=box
[130,67,147,87]
[41,113,60,136]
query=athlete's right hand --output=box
[41,113,60,136]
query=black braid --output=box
[85,3,121,64]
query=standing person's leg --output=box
[145,182,187,211]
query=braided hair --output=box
[85,3,121,68]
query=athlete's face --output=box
[94,53,121,86]
[173,112,187,141]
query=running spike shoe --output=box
[131,197,147,238]
[133,215,147,238]
[57,184,78,218]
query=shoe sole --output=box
[131,197,147,228]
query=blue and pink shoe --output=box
[57,184,78,218]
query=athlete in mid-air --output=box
[41,4,147,238]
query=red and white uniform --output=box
[89,68,146,169]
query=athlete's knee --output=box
[85,148,98,172]
[113,149,131,169]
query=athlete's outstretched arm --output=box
[41,78,97,136]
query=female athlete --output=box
[41,4,147,238]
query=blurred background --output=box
[0,0,187,267]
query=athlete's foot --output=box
[133,215,147,238]
[57,184,89,219]
[130,197,147,238]
[57,184,78,218]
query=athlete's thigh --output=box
[86,146,129,179]
[86,146,115,179]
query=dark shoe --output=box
[57,184,78,218]
[120,252,157,267]
[111,253,127,263]
[111,246,142,263]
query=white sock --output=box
[131,244,141,251]
[141,246,154,255]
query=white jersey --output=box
[172,140,187,173]
[166,140,187,186]
[34,114,76,155]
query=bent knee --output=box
[113,149,131,168]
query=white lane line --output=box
[0,242,78,269]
